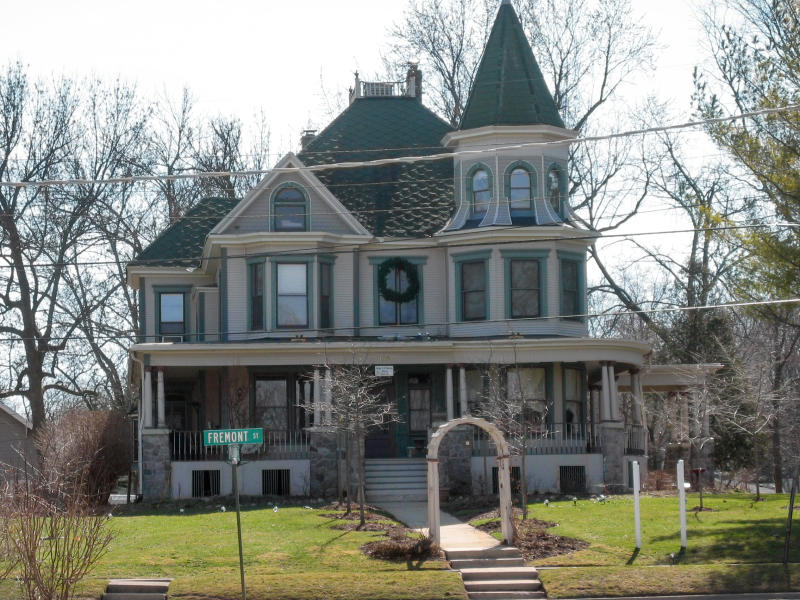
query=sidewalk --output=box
[377,501,500,550]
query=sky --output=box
[1,0,712,155]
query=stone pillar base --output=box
[141,429,171,501]
[438,428,472,496]
[600,423,627,493]
[308,428,338,498]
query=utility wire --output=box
[1,103,798,189]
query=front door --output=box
[365,381,396,458]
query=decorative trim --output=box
[353,248,360,335]
[501,249,549,320]
[139,277,146,343]
[198,291,206,342]
[270,180,309,232]
[220,248,228,341]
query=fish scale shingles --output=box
[299,97,455,237]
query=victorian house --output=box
[128,1,716,501]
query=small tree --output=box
[324,364,401,528]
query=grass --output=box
[481,492,800,597]
[1,501,465,600]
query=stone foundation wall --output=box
[438,428,472,495]
[601,424,627,493]
[142,430,171,500]
[308,428,338,498]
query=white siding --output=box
[204,290,220,342]
[171,459,311,498]
[226,256,248,341]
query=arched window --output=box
[505,162,535,211]
[547,166,563,215]
[272,184,308,231]
[471,168,490,215]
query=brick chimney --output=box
[405,63,422,101]
[300,129,317,149]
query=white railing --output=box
[471,422,602,456]
[170,430,310,461]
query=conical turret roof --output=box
[459,1,564,130]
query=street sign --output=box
[203,428,263,446]
[375,365,394,377]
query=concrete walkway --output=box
[377,501,500,550]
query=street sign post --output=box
[203,428,263,600]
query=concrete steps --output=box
[446,547,545,600]
[364,458,427,502]
[101,578,172,600]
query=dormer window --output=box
[272,184,308,231]
[469,165,491,216]
[547,166,563,216]
[505,162,535,212]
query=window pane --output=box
[562,261,578,291]
[255,379,288,433]
[399,299,418,324]
[511,260,538,289]
[275,187,304,203]
[277,264,307,294]
[277,296,308,327]
[548,168,561,213]
[463,291,486,320]
[510,168,529,190]
[320,263,331,329]
[251,263,264,330]
[409,389,430,431]
[473,169,490,214]
[507,368,546,401]
[565,368,580,401]
[160,293,183,322]
[274,204,305,231]
[473,169,489,192]
[461,261,485,292]
[511,289,538,318]
[465,369,483,404]
[379,296,396,324]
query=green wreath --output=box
[378,258,420,304]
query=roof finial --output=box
[501,0,511,5]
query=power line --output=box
[0,296,796,345]
[0,220,795,271]
[1,103,797,189]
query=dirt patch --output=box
[690,506,717,512]
[474,518,588,561]
[469,508,555,528]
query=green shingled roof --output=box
[131,196,239,267]
[460,2,564,130]
[299,97,454,237]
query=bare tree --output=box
[323,363,401,528]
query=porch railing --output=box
[625,425,646,455]
[471,422,602,456]
[170,430,311,461]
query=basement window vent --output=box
[491,466,521,495]
[559,465,586,494]
[192,469,220,498]
[262,469,290,496]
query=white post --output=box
[143,368,153,428]
[633,461,642,549]
[313,369,321,426]
[677,459,687,549]
[324,368,332,426]
[459,367,468,416]
[609,364,619,421]
[156,368,166,428]
[445,367,454,421]
[427,458,440,544]
[600,363,610,421]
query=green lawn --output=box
[1,502,465,600]
[493,492,800,597]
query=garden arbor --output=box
[427,416,515,544]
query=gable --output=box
[216,162,365,236]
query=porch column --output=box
[304,381,312,417]
[600,362,611,421]
[590,387,600,427]
[445,366,454,421]
[324,368,332,426]
[156,368,166,428]
[630,368,643,425]
[313,368,321,426]
[459,367,468,416]
[143,368,153,428]
[608,363,620,421]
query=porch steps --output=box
[101,578,172,600]
[446,547,545,600]
[364,458,427,502]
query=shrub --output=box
[36,409,131,504]
[363,534,441,560]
